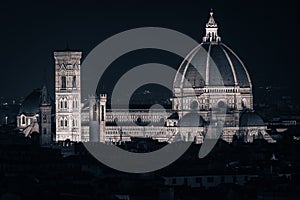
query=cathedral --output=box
[17,11,276,145]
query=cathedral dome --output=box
[173,11,251,89]
[239,110,265,127]
[179,112,205,127]
[19,86,52,115]
[19,89,41,115]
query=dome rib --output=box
[205,44,212,86]
[209,44,234,86]
[173,11,252,90]
[180,45,202,89]
[173,45,201,90]
[220,45,238,86]
[222,43,252,88]
[173,42,252,90]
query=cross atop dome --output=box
[202,9,221,43]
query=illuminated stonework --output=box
[52,11,276,144]
[54,51,81,142]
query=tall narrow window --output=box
[60,119,64,127]
[61,76,66,89]
[101,105,104,121]
[21,116,26,125]
[93,104,97,121]
[60,99,63,109]
[242,98,247,108]
[72,76,76,88]
[64,118,68,127]
[64,100,68,109]
[42,114,47,123]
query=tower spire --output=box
[202,9,221,43]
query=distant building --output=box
[0,101,20,125]
[16,86,53,146]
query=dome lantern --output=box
[202,9,221,43]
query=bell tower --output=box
[54,50,82,142]
[89,94,100,142]
[39,85,52,146]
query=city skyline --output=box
[1,1,300,199]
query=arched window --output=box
[64,99,68,109]
[21,116,26,125]
[64,118,68,127]
[61,76,66,89]
[242,98,247,108]
[93,104,97,121]
[72,76,76,88]
[42,114,47,123]
[72,99,78,109]
[60,118,64,127]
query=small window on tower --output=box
[60,98,63,109]
[65,118,68,127]
[72,76,76,88]
[61,76,66,89]
[64,100,68,109]
[93,104,97,121]
[21,116,26,125]
[101,105,104,121]
[43,114,47,123]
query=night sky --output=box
[0,0,298,100]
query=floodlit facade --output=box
[19,11,275,144]
[54,51,82,142]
